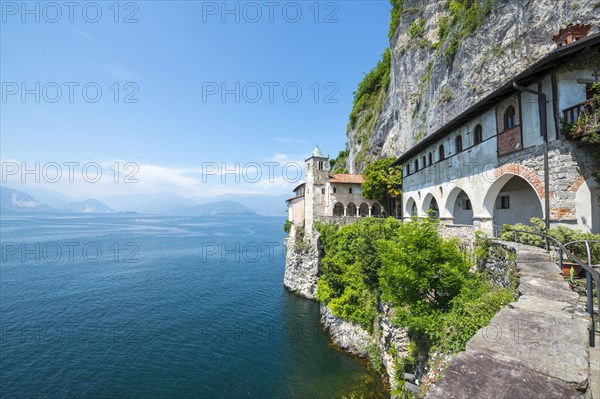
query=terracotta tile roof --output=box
[329,174,364,184]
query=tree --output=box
[361,157,402,214]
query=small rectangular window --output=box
[349,187,353,194]
[464,199,472,210]
[321,188,325,194]
[500,196,510,209]
[333,187,337,194]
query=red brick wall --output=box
[497,127,522,156]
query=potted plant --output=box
[561,260,581,279]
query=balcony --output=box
[562,100,599,139]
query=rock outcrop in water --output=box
[284,229,410,390]
[283,230,320,299]
[346,0,600,172]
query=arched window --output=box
[474,124,483,145]
[439,145,445,161]
[422,156,427,168]
[428,152,433,166]
[333,187,337,194]
[414,159,419,172]
[321,188,325,194]
[455,135,463,153]
[504,106,516,129]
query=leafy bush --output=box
[316,218,515,354]
[283,220,292,234]
[500,217,600,264]
[315,218,402,331]
[378,218,515,352]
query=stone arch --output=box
[372,202,382,217]
[359,202,369,217]
[483,173,543,227]
[493,164,545,200]
[445,187,474,225]
[422,193,439,219]
[568,175,586,193]
[333,202,344,217]
[347,202,357,217]
[405,197,418,218]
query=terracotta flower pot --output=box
[561,262,582,278]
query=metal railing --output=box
[494,225,600,347]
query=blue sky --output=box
[1,1,391,200]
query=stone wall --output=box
[438,224,476,252]
[499,139,597,223]
[477,241,518,288]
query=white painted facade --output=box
[287,147,384,234]
[398,34,600,234]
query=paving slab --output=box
[466,307,590,391]
[518,275,579,303]
[517,260,565,279]
[509,295,587,319]
[426,351,584,399]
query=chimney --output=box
[552,24,592,47]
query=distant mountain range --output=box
[0,187,57,213]
[61,198,114,213]
[173,200,256,215]
[0,186,285,216]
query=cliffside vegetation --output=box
[561,80,600,193]
[329,150,350,174]
[346,0,496,172]
[315,218,516,386]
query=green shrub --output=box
[283,220,292,234]
[316,218,402,331]
[500,217,600,264]
[316,217,517,355]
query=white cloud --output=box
[1,158,302,199]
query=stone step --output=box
[466,307,590,391]
[425,351,583,399]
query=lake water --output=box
[0,214,385,398]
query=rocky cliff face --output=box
[283,231,320,299]
[347,0,600,172]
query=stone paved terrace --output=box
[426,242,595,399]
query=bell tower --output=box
[304,146,329,232]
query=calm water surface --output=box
[0,214,385,398]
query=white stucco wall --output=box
[575,178,600,233]
[493,186,543,227]
[557,69,595,116]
